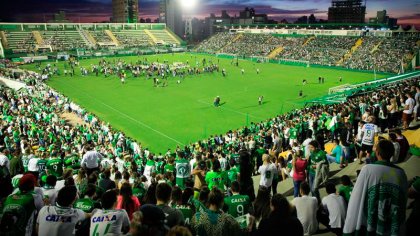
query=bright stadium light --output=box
[180,0,197,10]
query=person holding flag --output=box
[175,154,191,189]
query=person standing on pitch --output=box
[214,96,220,107]
[259,96,264,105]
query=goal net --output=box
[250,56,269,63]
[328,84,354,94]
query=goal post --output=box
[250,56,269,63]
[328,84,353,94]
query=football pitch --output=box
[24,53,388,153]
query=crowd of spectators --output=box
[90,30,113,43]
[221,34,275,57]
[3,31,37,53]
[344,36,420,73]
[0,56,419,235]
[196,33,420,73]
[279,36,356,65]
[42,31,87,52]
[113,32,151,48]
[194,32,237,54]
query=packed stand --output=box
[344,35,420,73]
[194,32,237,54]
[90,30,113,43]
[279,36,356,65]
[0,59,419,235]
[220,34,275,57]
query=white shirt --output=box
[81,151,102,169]
[403,97,415,114]
[90,209,130,236]
[219,157,227,171]
[361,123,378,146]
[0,154,10,170]
[302,138,313,159]
[258,163,278,187]
[292,195,318,235]
[321,194,347,228]
[42,186,58,206]
[37,205,85,236]
[189,158,197,173]
[28,157,40,172]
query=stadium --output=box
[0,0,419,236]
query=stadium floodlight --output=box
[180,0,198,10]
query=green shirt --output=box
[205,171,228,190]
[227,166,238,184]
[164,163,175,174]
[46,158,63,179]
[338,185,353,203]
[308,150,327,175]
[174,204,194,226]
[37,159,48,175]
[289,128,297,139]
[224,194,251,218]
[2,191,36,235]
[64,154,81,174]
[73,197,97,213]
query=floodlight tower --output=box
[179,0,198,41]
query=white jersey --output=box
[219,157,228,171]
[361,123,378,145]
[28,157,40,172]
[143,162,155,182]
[90,209,130,236]
[258,163,278,188]
[37,205,85,236]
[115,157,125,173]
[42,186,58,206]
[100,158,114,170]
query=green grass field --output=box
[24,53,387,153]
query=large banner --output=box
[0,76,27,90]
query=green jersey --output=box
[308,150,327,175]
[2,191,36,235]
[164,163,175,174]
[205,171,228,190]
[189,197,207,213]
[46,158,64,179]
[227,166,239,184]
[338,185,353,203]
[174,204,194,226]
[21,155,31,172]
[224,194,251,229]
[37,159,48,175]
[74,197,97,213]
[133,184,146,201]
[175,158,191,189]
[64,155,81,172]
[289,128,297,139]
[224,194,251,218]
[155,160,164,174]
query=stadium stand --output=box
[195,31,420,73]
[194,32,237,53]
[0,23,184,56]
[3,31,36,53]
[0,23,420,236]
[112,30,153,47]
[0,53,419,235]
[149,29,181,45]
[41,30,88,51]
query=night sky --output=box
[0,0,418,26]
